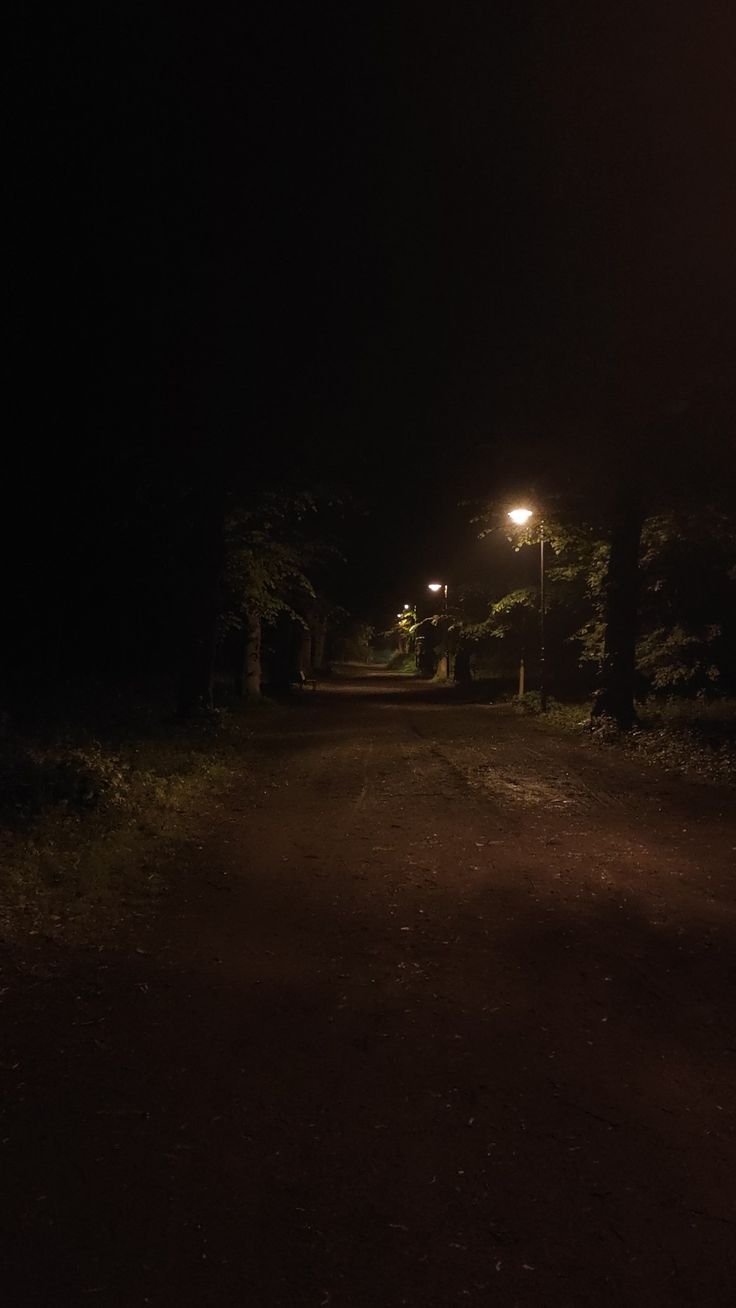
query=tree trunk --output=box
[591,501,645,729]
[243,611,262,698]
[454,646,472,685]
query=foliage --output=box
[331,620,375,662]
[0,705,274,943]
[383,606,417,649]
[517,693,736,783]
[222,488,320,630]
[396,606,417,638]
[626,697,736,783]
[547,525,609,666]
[464,588,536,642]
[468,503,736,699]
[634,510,736,694]
[385,651,417,674]
[636,624,721,691]
[0,739,130,825]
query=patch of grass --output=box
[0,703,271,944]
[638,695,736,734]
[386,652,418,675]
[629,697,736,784]
[542,700,593,731]
[510,693,591,730]
[524,692,736,784]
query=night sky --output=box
[10,3,736,654]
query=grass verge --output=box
[0,702,275,945]
[385,652,418,675]
[521,693,736,784]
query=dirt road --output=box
[2,671,736,1306]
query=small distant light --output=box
[428,582,442,592]
[403,604,410,610]
[508,508,533,525]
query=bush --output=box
[0,740,130,824]
[386,651,417,674]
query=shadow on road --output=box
[2,872,734,1307]
[293,665,513,709]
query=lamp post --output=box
[508,508,547,711]
[428,582,450,679]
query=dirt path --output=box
[2,673,736,1306]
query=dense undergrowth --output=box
[628,697,736,784]
[385,652,418,674]
[0,699,272,944]
[529,694,736,784]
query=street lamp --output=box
[508,508,547,711]
[427,581,448,613]
[427,582,450,678]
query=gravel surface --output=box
[2,670,735,1306]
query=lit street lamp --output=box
[427,581,450,678]
[508,508,547,711]
[400,603,419,666]
[396,604,416,658]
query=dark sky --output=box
[305,2,734,621]
[13,2,736,638]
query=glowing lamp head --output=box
[428,582,442,592]
[508,507,533,525]
[403,604,410,610]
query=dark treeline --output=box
[7,7,388,715]
[6,5,736,727]
[387,1,736,724]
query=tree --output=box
[635,509,736,696]
[222,489,322,699]
[589,498,645,728]
[471,496,736,719]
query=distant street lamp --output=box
[508,508,547,711]
[427,581,450,678]
[401,604,419,665]
[397,604,416,657]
